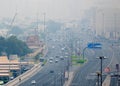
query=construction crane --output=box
[6,12,17,37]
[10,12,17,29]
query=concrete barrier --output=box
[5,63,42,86]
[5,45,48,86]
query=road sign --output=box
[87,43,102,49]
[104,67,110,73]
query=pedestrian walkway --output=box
[102,75,111,86]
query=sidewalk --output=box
[102,75,111,86]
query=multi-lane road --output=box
[19,29,119,86]
[19,32,70,86]
[70,39,119,86]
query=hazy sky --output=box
[0,0,119,21]
[0,0,95,20]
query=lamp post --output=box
[97,56,107,86]
[100,56,103,86]
[83,47,87,61]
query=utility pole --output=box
[102,12,105,36]
[43,13,46,42]
[100,57,103,86]
[114,13,117,40]
[83,47,87,61]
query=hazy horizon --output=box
[0,0,93,21]
[0,0,120,21]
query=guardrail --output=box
[5,45,48,86]
[5,63,42,86]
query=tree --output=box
[0,36,32,56]
[0,36,6,55]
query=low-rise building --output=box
[0,56,30,77]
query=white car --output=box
[10,76,14,80]
[55,59,58,63]
[49,60,53,63]
[31,80,36,84]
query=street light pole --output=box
[83,47,87,61]
[100,56,103,86]
[98,56,107,86]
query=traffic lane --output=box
[19,63,55,86]
[71,60,98,86]
[43,57,68,86]
[36,58,66,86]
[19,54,67,86]
[71,59,109,86]
[71,47,113,86]
[43,70,65,86]
[36,53,65,85]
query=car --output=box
[10,76,14,80]
[31,80,36,84]
[61,48,64,51]
[0,81,4,86]
[60,56,64,60]
[49,60,53,63]
[50,70,54,73]
[55,56,59,58]
[55,59,58,63]
[49,57,53,60]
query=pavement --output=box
[102,75,111,86]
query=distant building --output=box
[0,56,20,77]
[26,35,43,50]
[85,7,120,40]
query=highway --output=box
[70,40,114,86]
[19,31,70,86]
[18,29,119,86]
